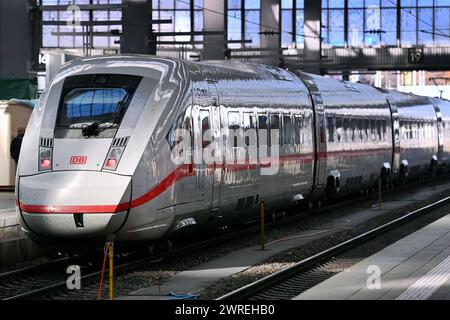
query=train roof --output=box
[56,55,301,84]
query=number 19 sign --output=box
[408,48,424,64]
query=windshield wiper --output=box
[81,100,126,138]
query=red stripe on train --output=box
[18,148,390,214]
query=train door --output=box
[208,83,223,212]
[312,94,327,195]
[388,100,401,175]
[433,105,444,164]
[192,82,223,212]
[298,76,327,202]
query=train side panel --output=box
[384,91,439,180]
[299,73,393,198]
[429,97,450,171]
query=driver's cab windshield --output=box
[55,74,142,138]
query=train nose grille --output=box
[112,137,129,147]
[40,137,54,147]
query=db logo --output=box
[70,156,87,165]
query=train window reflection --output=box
[269,114,280,146]
[294,115,303,145]
[57,74,142,131]
[243,112,255,130]
[200,110,211,148]
[370,119,376,141]
[167,114,183,150]
[364,119,370,141]
[283,115,293,145]
[258,114,269,147]
[357,119,363,141]
[167,108,193,156]
[327,115,335,143]
[335,117,343,142]
[343,118,350,142]
[420,122,424,139]
[228,111,240,130]
[350,118,357,141]
[377,120,382,141]
[243,112,256,147]
[61,88,128,127]
[228,111,240,147]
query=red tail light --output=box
[103,146,125,171]
[39,147,53,171]
[41,159,51,169]
[105,158,117,168]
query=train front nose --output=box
[17,171,131,241]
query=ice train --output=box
[16,55,450,243]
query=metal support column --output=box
[260,0,280,66]
[303,0,322,74]
[121,0,152,54]
[203,0,226,60]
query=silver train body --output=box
[16,56,450,243]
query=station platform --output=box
[0,192,19,232]
[294,214,450,300]
[0,192,47,268]
[119,181,450,300]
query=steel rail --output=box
[217,196,450,300]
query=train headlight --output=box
[103,146,125,171]
[39,147,52,171]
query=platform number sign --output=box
[408,48,424,64]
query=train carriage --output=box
[382,89,440,181]
[429,97,450,171]
[298,73,394,199]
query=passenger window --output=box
[258,114,269,146]
[421,122,425,139]
[228,111,241,148]
[357,119,363,141]
[377,120,382,141]
[400,121,405,139]
[283,115,293,145]
[269,114,281,146]
[350,118,357,141]
[382,119,387,140]
[364,119,370,141]
[415,121,418,139]
[200,110,211,148]
[336,117,343,142]
[294,115,303,145]
[243,112,256,147]
[327,115,335,143]
[167,114,183,150]
[167,109,192,150]
[343,118,350,142]
[370,119,376,141]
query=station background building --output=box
[0,0,448,96]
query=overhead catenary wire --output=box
[385,0,450,38]
[420,29,450,39]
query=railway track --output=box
[217,196,450,300]
[0,215,317,300]
[0,180,380,300]
[1,175,449,300]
